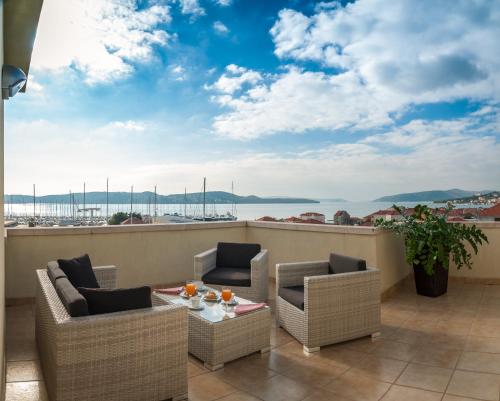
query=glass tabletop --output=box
[158,287,267,323]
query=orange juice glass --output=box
[221,288,232,303]
[185,282,197,297]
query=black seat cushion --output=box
[202,267,251,287]
[55,277,89,317]
[47,261,67,285]
[279,286,304,310]
[329,253,367,274]
[57,254,99,288]
[216,242,261,269]
[78,286,152,315]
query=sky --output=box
[5,0,500,201]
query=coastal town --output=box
[256,201,500,226]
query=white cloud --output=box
[105,120,146,132]
[215,0,232,6]
[207,64,262,95]
[209,0,500,138]
[171,64,187,81]
[179,0,205,18]
[124,117,500,200]
[5,112,499,199]
[213,21,230,35]
[211,67,396,139]
[31,0,172,84]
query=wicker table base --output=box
[153,290,271,370]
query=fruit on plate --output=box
[204,291,217,300]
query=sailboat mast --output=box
[184,187,187,217]
[83,182,86,220]
[33,184,36,219]
[154,185,157,219]
[130,185,133,223]
[203,177,206,221]
[231,181,234,216]
[106,178,109,221]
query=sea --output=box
[4,201,481,222]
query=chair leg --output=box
[303,346,320,354]
[204,362,224,371]
[371,332,381,340]
[260,346,271,354]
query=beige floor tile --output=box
[216,391,262,401]
[411,346,461,368]
[389,328,422,345]
[338,336,382,353]
[371,340,417,362]
[457,351,500,374]
[261,349,299,374]
[447,370,500,401]
[349,354,408,383]
[466,336,500,353]
[317,346,368,368]
[280,354,348,387]
[274,340,313,360]
[5,381,48,401]
[247,374,314,401]
[270,327,294,348]
[396,362,452,392]
[188,372,238,401]
[188,361,208,378]
[6,319,35,341]
[442,395,485,401]
[7,361,43,383]
[324,370,391,401]
[213,354,277,390]
[6,305,35,319]
[381,385,442,401]
[471,319,500,338]
[6,339,39,362]
[302,388,353,401]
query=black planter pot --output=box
[413,263,449,297]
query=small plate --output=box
[203,296,219,303]
[197,286,208,293]
[225,299,238,306]
[180,291,200,299]
[188,305,204,311]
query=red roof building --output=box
[480,203,500,221]
[299,212,325,223]
[256,216,277,222]
[120,216,145,225]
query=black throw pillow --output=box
[329,253,367,274]
[57,254,99,288]
[78,286,152,315]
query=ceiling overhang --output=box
[3,0,44,92]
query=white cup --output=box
[191,296,201,308]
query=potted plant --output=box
[375,204,488,297]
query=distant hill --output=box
[5,191,319,205]
[374,189,494,202]
[315,198,348,202]
[440,191,500,204]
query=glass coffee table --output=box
[153,287,271,370]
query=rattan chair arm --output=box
[194,247,217,279]
[276,261,329,288]
[93,265,117,289]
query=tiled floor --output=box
[6,279,500,401]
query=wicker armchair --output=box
[194,243,269,302]
[276,259,380,353]
[36,265,188,401]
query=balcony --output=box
[4,221,500,401]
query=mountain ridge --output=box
[4,191,319,205]
[374,189,495,202]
